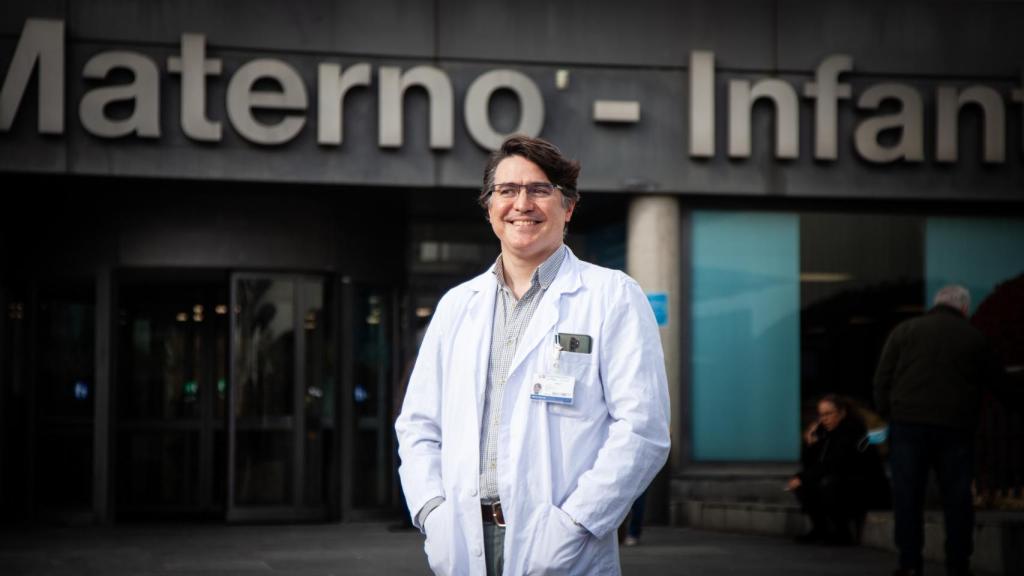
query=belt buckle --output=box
[490,501,506,527]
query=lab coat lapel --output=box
[507,248,583,380]
[465,269,498,413]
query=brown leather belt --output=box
[481,501,506,527]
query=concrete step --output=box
[860,509,1024,576]
[672,466,798,506]
[677,499,1023,575]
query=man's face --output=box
[488,155,574,264]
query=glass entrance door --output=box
[116,274,227,520]
[350,286,396,512]
[228,273,331,521]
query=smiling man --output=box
[396,135,670,576]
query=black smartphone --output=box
[557,333,592,354]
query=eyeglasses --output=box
[490,182,563,201]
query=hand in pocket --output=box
[526,505,590,575]
[423,500,452,575]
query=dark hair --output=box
[479,134,581,209]
[818,394,866,427]
[818,394,849,414]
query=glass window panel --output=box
[2,288,30,519]
[305,428,331,508]
[215,308,229,422]
[35,289,95,511]
[213,430,227,509]
[570,221,626,272]
[234,430,293,506]
[304,281,326,420]
[925,217,1024,315]
[119,302,203,421]
[691,211,800,461]
[303,280,328,508]
[353,287,392,508]
[115,279,225,518]
[354,428,380,506]
[234,279,295,419]
[117,431,199,509]
[799,212,924,412]
[37,429,93,508]
[38,299,95,421]
[925,218,1024,501]
[232,277,297,509]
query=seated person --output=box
[787,394,888,545]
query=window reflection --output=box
[231,276,330,511]
[233,278,295,506]
[116,279,227,517]
[303,280,330,508]
[693,209,1024,466]
[121,307,205,421]
[799,212,924,420]
[353,287,392,508]
[37,291,95,510]
[234,279,294,419]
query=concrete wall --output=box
[1,0,1022,201]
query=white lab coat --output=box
[396,247,670,576]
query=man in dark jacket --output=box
[874,285,1001,576]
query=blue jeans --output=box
[483,522,505,576]
[890,422,974,574]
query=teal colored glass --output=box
[925,217,1024,314]
[691,211,801,461]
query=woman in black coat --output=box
[787,394,888,545]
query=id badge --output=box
[530,374,576,405]
[530,337,576,404]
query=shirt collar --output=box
[492,245,566,291]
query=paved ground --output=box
[0,522,978,576]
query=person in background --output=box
[622,490,647,547]
[787,394,886,545]
[874,285,1004,576]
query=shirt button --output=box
[469,488,477,497]
[473,547,482,557]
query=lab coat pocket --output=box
[526,504,590,575]
[547,353,597,419]
[423,500,452,575]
